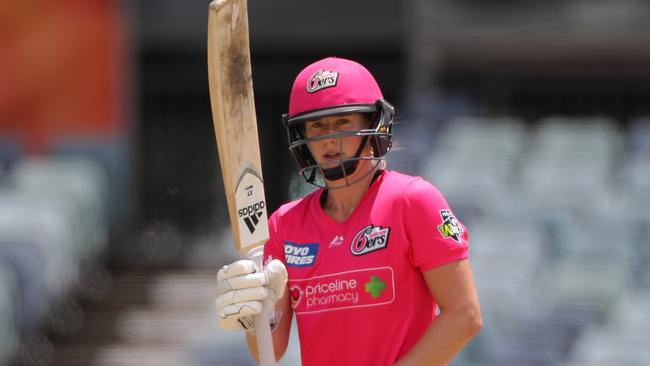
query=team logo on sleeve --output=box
[284,242,319,267]
[350,225,390,256]
[437,210,464,243]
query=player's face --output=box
[303,113,370,170]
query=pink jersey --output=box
[264,170,469,365]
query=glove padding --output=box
[215,259,287,332]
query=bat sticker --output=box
[234,166,269,247]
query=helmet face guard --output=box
[282,98,394,188]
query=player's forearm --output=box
[393,306,482,366]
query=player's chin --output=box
[318,159,344,170]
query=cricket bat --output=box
[207,0,275,364]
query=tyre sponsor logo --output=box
[284,242,319,267]
[288,267,394,314]
[350,225,390,256]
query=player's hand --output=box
[215,259,287,332]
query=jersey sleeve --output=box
[263,210,285,267]
[402,178,469,272]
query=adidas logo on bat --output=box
[238,201,265,233]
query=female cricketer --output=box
[215,57,482,365]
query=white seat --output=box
[10,156,109,262]
[519,117,621,216]
[535,258,627,321]
[471,218,544,330]
[0,264,19,364]
[0,191,79,300]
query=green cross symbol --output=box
[364,276,386,298]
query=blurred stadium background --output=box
[1,0,649,365]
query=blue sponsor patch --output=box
[284,242,319,267]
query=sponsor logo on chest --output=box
[284,242,319,267]
[288,267,395,314]
[350,225,391,256]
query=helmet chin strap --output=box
[321,136,369,181]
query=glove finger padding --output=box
[217,260,258,282]
[217,300,263,319]
[216,272,266,297]
[263,259,288,302]
[216,300,261,331]
[215,285,269,310]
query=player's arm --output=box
[246,284,293,362]
[394,259,482,366]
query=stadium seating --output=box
[0,139,22,173]
[421,116,527,222]
[0,264,18,365]
[518,116,621,217]
[0,155,109,364]
[0,191,79,301]
[564,292,650,365]
[10,157,109,263]
[426,115,650,366]
[0,241,48,334]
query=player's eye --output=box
[304,121,325,137]
[306,121,322,129]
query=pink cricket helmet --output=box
[282,57,394,186]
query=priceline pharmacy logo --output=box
[288,267,394,314]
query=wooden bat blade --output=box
[207,0,269,254]
[208,4,276,366]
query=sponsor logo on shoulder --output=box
[306,70,339,93]
[437,210,464,243]
[284,242,319,267]
[350,225,390,256]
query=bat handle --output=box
[248,246,277,366]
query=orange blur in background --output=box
[0,0,126,154]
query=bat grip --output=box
[248,246,277,366]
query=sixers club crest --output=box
[306,70,339,93]
[350,225,390,256]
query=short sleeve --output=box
[403,178,469,272]
[263,210,285,267]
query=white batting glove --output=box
[215,259,287,332]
